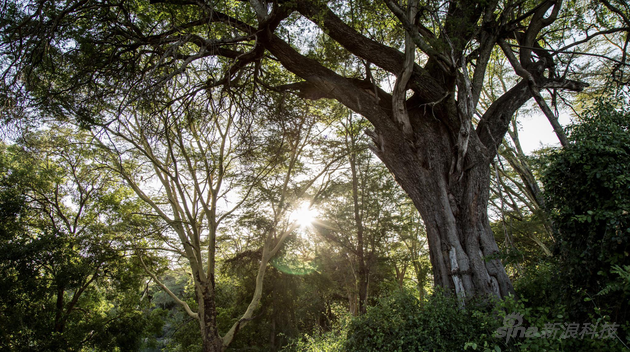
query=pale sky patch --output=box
[518,112,573,154]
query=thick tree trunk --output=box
[372,108,515,300]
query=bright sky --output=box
[517,112,572,154]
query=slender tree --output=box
[88,81,341,350]
[314,112,424,313]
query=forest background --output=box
[0,0,629,351]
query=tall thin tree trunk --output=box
[54,285,65,333]
[199,280,223,352]
[348,119,369,314]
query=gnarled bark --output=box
[368,107,515,299]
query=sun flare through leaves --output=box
[290,201,318,228]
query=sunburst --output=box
[290,202,318,228]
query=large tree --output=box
[2,0,628,306]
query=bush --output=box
[282,310,349,352]
[342,290,501,352]
[286,288,630,351]
[543,102,630,275]
[541,102,630,322]
[511,259,629,351]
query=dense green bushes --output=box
[284,288,630,351]
[541,102,630,324]
[342,291,500,352]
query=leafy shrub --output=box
[342,290,500,352]
[511,259,630,351]
[284,288,630,352]
[282,311,349,352]
[541,102,630,323]
[542,102,630,285]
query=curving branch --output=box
[499,38,569,146]
[384,0,451,71]
[519,0,563,66]
[295,2,445,102]
[391,0,418,139]
[139,255,199,320]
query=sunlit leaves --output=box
[0,127,158,351]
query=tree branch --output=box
[384,0,451,71]
[139,255,199,320]
[391,0,417,139]
[295,2,445,102]
[499,39,568,146]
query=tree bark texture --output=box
[198,277,223,352]
[374,108,514,298]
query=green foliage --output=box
[5,1,630,349]
[544,103,630,268]
[342,290,500,352]
[282,310,350,352]
[287,286,630,352]
[541,102,630,320]
[496,296,570,352]
[512,259,630,350]
[599,265,630,296]
[0,131,158,351]
[144,273,202,352]
[215,248,334,351]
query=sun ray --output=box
[290,202,318,228]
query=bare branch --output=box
[499,39,569,146]
[139,255,199,320]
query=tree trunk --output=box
[348,291,358,316]
[270,288,276,351]
[357,261,368,314]
[372,108,514,300]
[395,263,407,290]
[54,285,65,333]
[347,119,370,314]
[199,280,223,352]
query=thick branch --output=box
[520,0,562,66]
[477,80,531,154]
[295,2,445,102]
[263,33,396,136]
[499,39,568,146]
